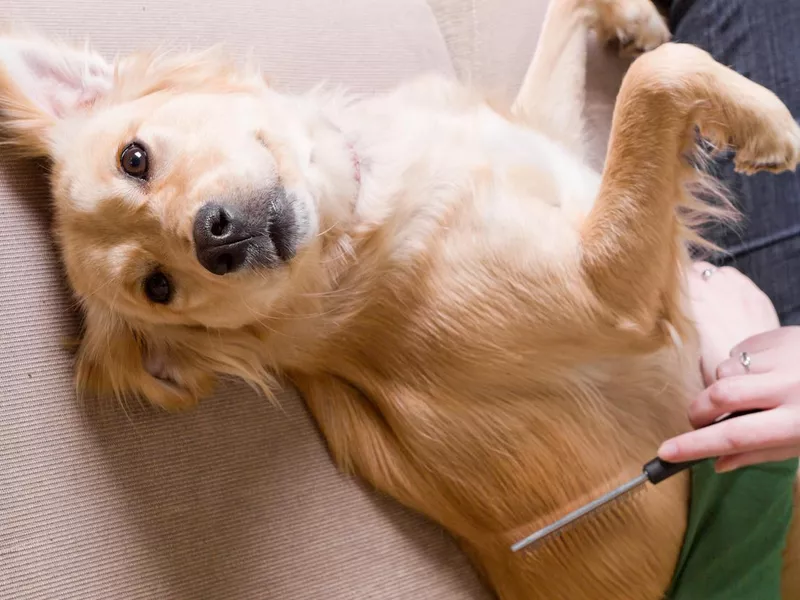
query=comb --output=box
[511,409,761,552]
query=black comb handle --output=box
[643,409,762,485]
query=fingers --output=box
[674,267,800,470]
[658,408,800,463]
[689,261,739,279]
[730,326,800,357]
[687,373,791,428]
[716,347,780,379]
[689,261,721,285]
[690,260,716,275]
[714,446,800,473]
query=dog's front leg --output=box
[512,0,669,158]
[580,43,800,336]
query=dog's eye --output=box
[120,143,149,179]
[144,271,172,304]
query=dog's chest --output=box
[347,90,602,265]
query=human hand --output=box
[658,326,800,472]
[685,262,779,386]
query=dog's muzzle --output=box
[192,187,297,276]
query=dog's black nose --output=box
[193,203,252,275]
[193,192,297,276]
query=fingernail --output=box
[658,441,678,460]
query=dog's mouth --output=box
[266,195,297,263]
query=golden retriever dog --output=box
[1,0,799,597]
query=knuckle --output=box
[687,407,707,428]
[720,427,747,453]
[715,362,732,380]
[751,291,777,314]
[709,380,736,407]
[755,288,773,306]
[789,417,800,442]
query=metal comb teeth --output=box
[511,473,649,552]
[511,410,763,553]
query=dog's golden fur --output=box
[2,1,800,597]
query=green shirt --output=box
[667,458,798,599]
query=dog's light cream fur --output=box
[1,1,799,597]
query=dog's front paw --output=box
[76,339,217,413]
[135,373,206,413]
[134,345,220,411]
[729,96,800,176]
[139,348,217,411]
[592,0,671,56]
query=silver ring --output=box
[739,351,752,373]
[701,267,717,281]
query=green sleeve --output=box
[667,458,797,600]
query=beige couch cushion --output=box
[0,1,495,598]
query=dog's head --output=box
[0,34,358,408]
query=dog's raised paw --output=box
[593,0,671,56]
[728,91,800,175]
[733,129,800,175]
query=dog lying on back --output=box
[1,0,799,597]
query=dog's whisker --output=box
[316,220,341,238]
[246,303,343,321]
[297,285,363,299]
[240,299,285,337]
[81,272,119,301]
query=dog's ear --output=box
[0,34,112,156]
[75,304,217,412]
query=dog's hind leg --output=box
[512,0,669,159]
[580,43,800,337]
[511,0,593,156]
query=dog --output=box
[1,0,799,597]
